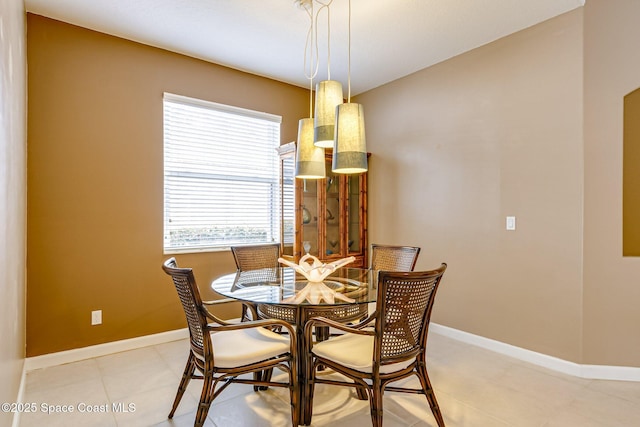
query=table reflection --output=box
[220,267,374,306]
[282,280,355,304]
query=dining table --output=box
[211,266,378,425]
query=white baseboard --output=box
[24,328,189,372]
[580,363,640,382]
[11,363,27,427]
[430,323,640,382]
[21,323,640,383]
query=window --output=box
[163,93,282,253]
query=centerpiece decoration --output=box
[278,254,356,304]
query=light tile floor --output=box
[20,332,640,426]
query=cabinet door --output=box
[347,174,365,256]
[280,147,296,258]
[278,143,296,259]
[324,162,342,259]
[300,178,320,258]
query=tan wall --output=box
[583,0,640,366]
[26,14,309,356]
[0,0,27,421]
[357,10,585,362]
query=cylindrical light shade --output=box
[314,80,343,148]
[295,118,326,179]
[332,103,368,174]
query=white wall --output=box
[0,0,27,423]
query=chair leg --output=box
[254,368,274,392]
[259,368,274,391]
[315,325,330,341]
[355,384,368,400]
[368,380,383,427]
[303,359,316,425]
[315,326,330,372]
[289,361,299,427]
[253,370,263,392]
[417,364,445,427]
[195,373,215,427]
[303,373,315,425]
[169,353,196,418]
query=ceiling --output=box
[24,0,585,96]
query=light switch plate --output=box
[506,216,516,231]
[91,310,102,325]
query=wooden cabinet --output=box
[279,142,368,268]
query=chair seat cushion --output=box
[202,327,290,368]
[312,333,414,374]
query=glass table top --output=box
[211,267,377,306]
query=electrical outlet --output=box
[506,216,516,231]
[91,310,102,325]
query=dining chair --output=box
[230,243,282,322]
[367,244,421,316]
[231,244,289,390]
[231,243,282,270]
[303,264,448,427]
[370,243,421,271]
[162,257,299,427]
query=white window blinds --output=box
[163,93,282,252]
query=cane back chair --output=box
[370,244,421,271]
[162,257,299,427]
[368,244,421,315]
[231,243,284,322]
[304,264,448,427]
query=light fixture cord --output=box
[309,74,313,118]
[303,1,319,83]
[347,0,351,103]
[315,0,333,79]
[302,0,336,117]
[302,1,317,118]
[324,0,332,79]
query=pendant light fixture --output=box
[314,80,343,148]
[295,0,367,174]
[295,117,326,178]
[332,0,367,173]
[295,0,325,179]
[295,81,325,178]
[312,0,343,148]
